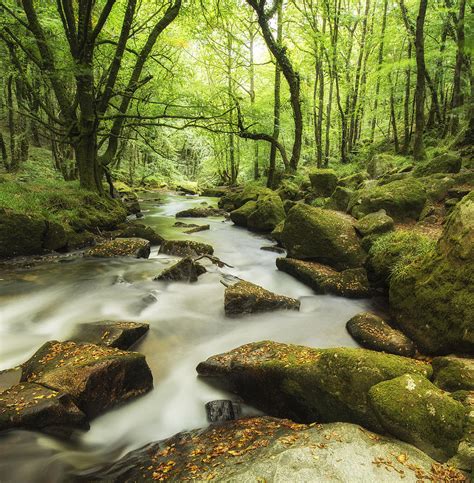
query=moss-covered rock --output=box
[85,237,151,258]
[413,153,462,177]
[154,257,206,283]
[270,220,284,244]
[276,257,371,298]
[159,239,213,257]
[277,179,300,201]
[43,221,68,251]
[197,341,432,431]
[355,210,394,237]
[368,374,465,461]
[175,207,225,217]
[346,312,415,357]
[367,154,400,178]
[432,357,474,392]
[325,186,354,212]
[349,178,427,221]
[338,172,369,189]
[389,193,474,354]
[0,382,88,437]
[229,201,257,227]
[218,184,273,211]
[116,223,164,245]
[281,204,366,270]
[309,169,338,197]
[21,340,153,418]
[247,195,285,232]
[224,281,300,316]
[418,174,456,202]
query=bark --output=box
[450,0,466,134]
[402,42,412,154]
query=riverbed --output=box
[0,192,371,482]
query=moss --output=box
[229,201,257,227]
[309,169,338,197]
[368,374,465,461]
[281,203,366,270]
[218,183,273,211]
[271,220,284,244]
[338,172,369,189]
[247,195,285,232]
[325,186,353,212]
[277,180,300,201]
[413,153,462,177]
[159,239,214,257]
[432,357,474,392]
[355,211,394,237]
[85,238,151,258]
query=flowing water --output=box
[0,193,372,482]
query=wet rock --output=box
[81,417,466,482]
[346,312,416,357]
[270,220,284,244]
[247,195,285,232]
[205,400,241,422]
[349,178,427,221]
[175,207,225,218]
[43,221,68,251]
[66,230,96,250]
[413,153,462,177]
[70,321,150,350]
[229,201,257,227]
[224,281,300,316]
[21,341,153,418]
[173,221,199,228]
[276,257,371,298]
[116,223,164,245]
[281,203,366,270]
[432,356,474,392]
[260,245,285,254]
[197,341,431,431]
[0,382,88,437]
[0,367,21,392]
[369,374,465,461]
[184,224,209,234]
[309,168,338,197]
[159,239,213,257]
[354,210,394,237]
[85,238,151,258]
[154,257,206,283]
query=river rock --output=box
[197,341,431,431]
[69,321,150,350]
[159,239,213,257]
[154,257,206,283]
[276,257,371,298]
[413,153,462,177]
[201,186,228,197]
[205,400,241,422]
[389,191,474,354]
[85,238,151,258]
[0,382,88,437]
[247,195,286,232]
[116,223,164,245]
[224,281,300,316]
[309,168,338,196]
[229,201,257,227]
[184,224,210,234]
[43,221,68,251]
[346,312,416,357]
[368,374,465,461]
[21,341,153,418]
[349,178,427,221]
[79,417,467,482]
[175,207,225,217]
[281,203,366,270]
[432,356,474,392]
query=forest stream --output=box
[0,192,372,482]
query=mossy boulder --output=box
[159,239,213,257]
[85,237,151,258]
[271,220,284,244]
[367,154,399,178]
[154,257,206,283]
[368,374,465,461]
[218,184,273,211]
[325,186,354,212]
[229,201,257,227]
[69,321,150,350]
[21,340,153,418]
[0,382,88,437]
[247,195,285,232]
[432,357,474,392]
[309,169,338,197]
[116,223,164,245]
[346,312,416,357]
[281,204,366,270]
[43,221,68,251]
[413,153,462,177]
[197,341,432,431]
[354,210,394,237]
[349,178,427,221]
[276,257,371,298]
[418,174,456,202]
[338,172,369,189]
[224,281,300,316]
[175,207,225,217]
[389,193,474,354]
[277,180,300,201]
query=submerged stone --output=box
[205,400,241,422]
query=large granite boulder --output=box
[21,341,153,418]
[80,417,466,482]
[154,257,206,283]
[276,258,371,298]
[0,382,88,437]
[309,169,338,197]
[389,192,474,354]
[197,341,431,431]
[159,239,213,257]
[281,204,366,270]
[369,374,465,461]
[224,281,300,316]
[346,312,416,357]
[85,238,150,258]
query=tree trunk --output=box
[402,42,412,154]
[450,0,466,134]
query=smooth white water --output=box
[0,193,371,482]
